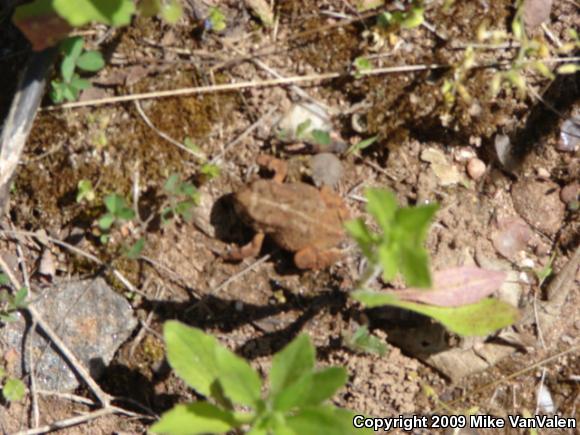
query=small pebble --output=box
[558,119,580,152]
[467,158,486,179]
[453,147,476,162]
[310,153,343,188]
[535,167,550,179]
[560,183,579,204]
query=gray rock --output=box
[310,153,343,188]
[2,278,137,392]
[511,178,565,236]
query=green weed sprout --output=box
[0,276,28,324]
[151,321,372,435]
[345,188,437,288]
[50,36,104,103]
[76,179,96,203]
[161,174,201,223]
[0,367,26,403]
[208,7,227,32]
[347,189,519,337]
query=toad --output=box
[226,155,350,270]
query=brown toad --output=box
[227,155,350,270]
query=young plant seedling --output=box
[346,188,437,288]
[0,274,28,324]
[161,174,201,223]
[98,193,135,244]
[0,367,26,403]
[347,189,519,336]
[50,36,105,103]
[151,321,372,435]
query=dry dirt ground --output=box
[0,0,579,434]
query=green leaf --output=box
[343,325,388,356]
[62,83,79,102]
[274,367,349,412]
[69,76,91,91]
[124,238,145,260]
[116,206,135,221]
[353,57,371,72]
[164,173,181,194]
[200,163,221,180]
[12,288,28,309]
[366,188,397,231]
[295,119,312,140]
[270,334,315,396]
[98,213,115,230]
[400,7,424,29]
[160,0,183,24]
[208,7,227,32]
[3,378,26,402]
[53,0,136,27]
[163,321,221,397]
[398,244,431,288]
[215,345,262,407]
[76,50,105,72]
[352,291,519,336]
[76,179,95,203]
[346,135,377,155]
[61,53,77,83]
[286,406,373,434]
[302,367,347,406]
[310,130,331,146]
[60,36,84,61]
[50,81,65,103]
[377,243,397,282]
[0,273,10,286]
[150,402,238,435]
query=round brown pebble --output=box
[467,158,486,179]
[512,178,565,235]
[560,183,579,204]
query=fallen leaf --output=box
[391,266,506,307]
[420,148,465,186]
[13,13,71,51]
[353,290,519,337]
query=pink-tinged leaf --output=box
[13,13,71,51]
[391,266,506,307]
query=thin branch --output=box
[0,229,147,299]
[133,100,205,160]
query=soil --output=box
[0,1,579,434]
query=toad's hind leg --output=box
[224,233,265,261]
[294,246,343,270]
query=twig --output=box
[210,106,278,164]
[213,254,271,295]
[437,344,580,412]
[12,406,145,435]
[8,224,39,427]
[45,56,580,111]
[0,256,112,406]
[0,229,147,298]
[133,100,205,160]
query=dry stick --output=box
[9,224,40,428]
[133,100,205,160]
[0,229,147,298]
[13,406,145,435]
[44,57,580,111]
[212,254,272,296]
[210,106,279,164]
[220,38,331,113]
[437,344,580,413]
[45,65,444,110]
[0,256,112,407]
